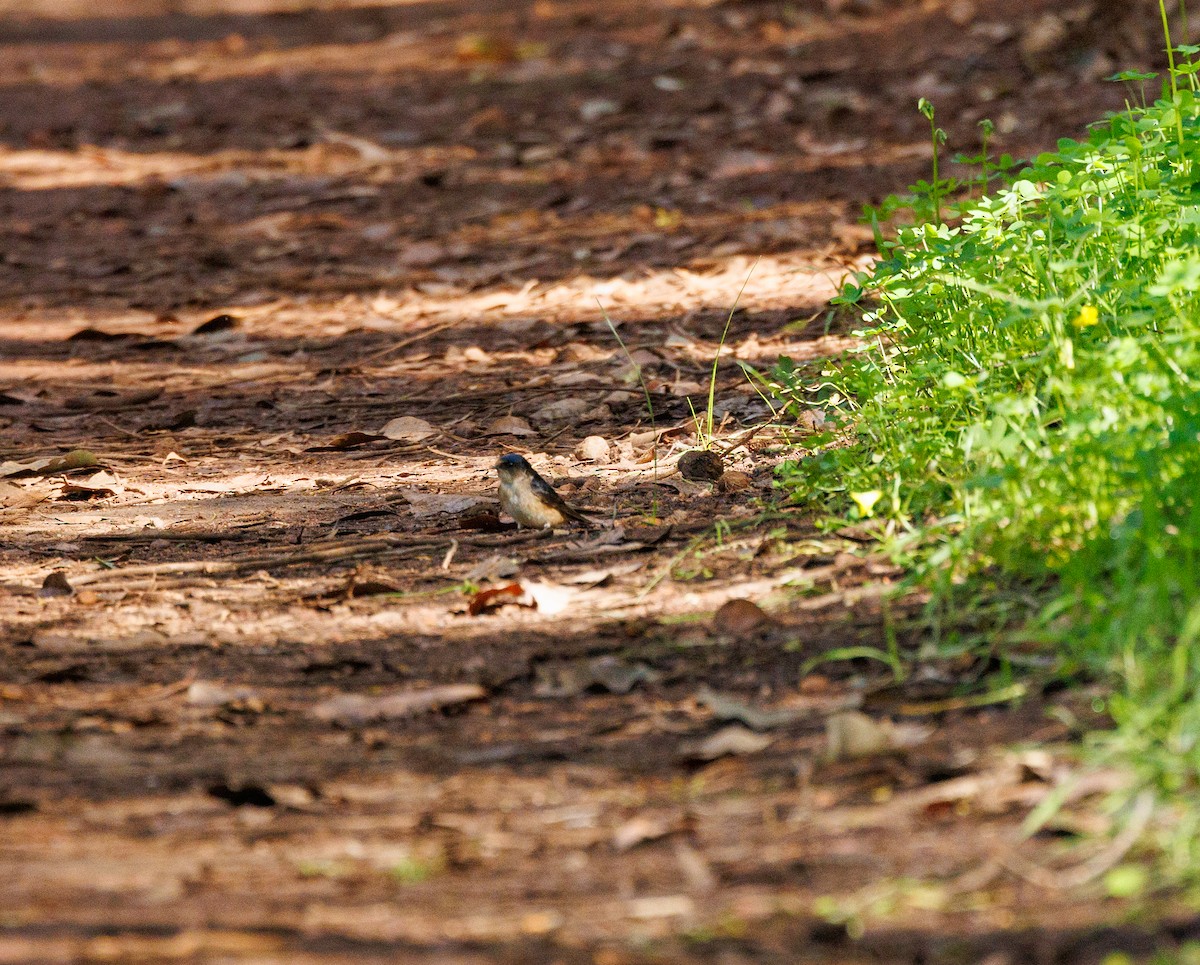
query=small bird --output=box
[495,453,593,530]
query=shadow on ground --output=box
[0,0,1184,961]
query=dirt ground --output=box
[1,1,1195,962]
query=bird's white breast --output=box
[498,474,564,528]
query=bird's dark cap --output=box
[495,453,533,471]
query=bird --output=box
[494,453,593,530]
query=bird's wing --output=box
[530,474,594,526]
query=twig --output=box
[79,529,266,544]
[9,673,197,710]
[714,418,778,457]
[425,446,481,465]
[70,535,441,587]
[362,316,466,363]
[1000,791,1154,890]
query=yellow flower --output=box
[850,490,882,518]
[1071,305,1099,328]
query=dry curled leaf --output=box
[696,685,802,731]
[39,571,74,598]
[468,582,535,616]
[58,471,122,501]
[1,449,98,478]
[534,655,659,697]
[192,313,239,335]
[677,449,724,483]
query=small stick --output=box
[70,536,440,586]
[362,316,465,363]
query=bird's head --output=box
[494,453,534,476]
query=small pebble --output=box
[576,435,611,463]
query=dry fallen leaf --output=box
[1,449,98,478]
[533,397,593,423]
[0,480,49,509]
[468,582,535,616]
[534,655,659,697]
[381,416,436,441]
[627,428,661,450]
[345,573,402,598]
[397,240,448,267]
[186,681,263,711]
[551,370,605,387]
[825,711,933,761]
[612,814,680,851]
[560,560,643,587]
[696,685,802,731]
[628,895,695,920]
[679,724,773,761]
[485,415,537,437]
[398,490,486,518]
[799,408,828,431]
[64,388,162,412]
[465,554,521,582]
[1020,11,1068,60]
[666,379,703,396]
[192,313,239,335]
[59,470,122,501]
[455,32,519,64]
[312,684,485,726]
[579,97,621,122]
[310,431,384,451]
[677,449,724,483]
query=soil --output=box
[1,2,1193,963]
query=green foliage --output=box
[776,48,1200,811]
